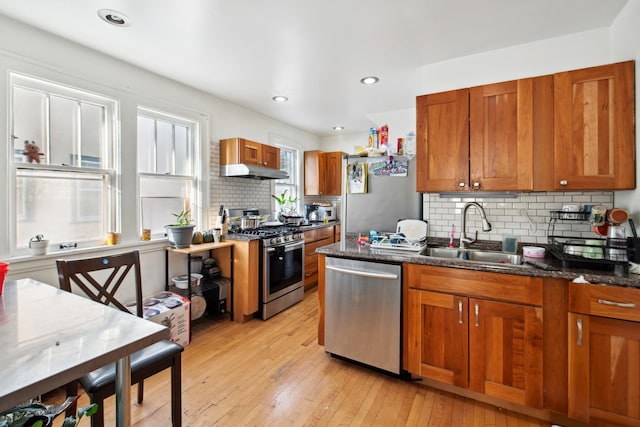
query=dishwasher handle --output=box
[326,265,399,280]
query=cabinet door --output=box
[304,150,322,195]
[407,288,468,387]
[469,299,543,409]
[323,152,343,195]
[262,145,280,169]
[239,139,263,166]
[554,61,635,190]
[416,89,469,192]
[469,79,534,191]
[569,313,640,426]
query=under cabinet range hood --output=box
[220,163,289,180]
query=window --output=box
[10,73,118,251]
[274,145,299,213]
[137,107,200,238]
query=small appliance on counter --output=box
[304,202,336,222]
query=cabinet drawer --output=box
[405,264,542,306]
[304,226,334,243]
[569,283,640,322]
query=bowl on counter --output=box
[522,246,545,258]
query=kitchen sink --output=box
[420,246,526,267]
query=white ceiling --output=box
[0,0,629,136]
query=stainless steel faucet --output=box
[460,202,492,248]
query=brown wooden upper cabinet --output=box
[416,60,635,192]
[416,78,549,192]
[220,137,280,169]
[304,151,344,196]
[552,61,635,190]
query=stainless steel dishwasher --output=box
[324,256,402,375]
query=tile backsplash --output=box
[209,140,272,228]
[424,192,614,245]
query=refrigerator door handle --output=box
[326,265,399,280]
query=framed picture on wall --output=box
[346,163,367,194]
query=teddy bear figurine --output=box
[23,140,44,164]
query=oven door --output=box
[262,240,304,302]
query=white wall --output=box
[610,0,640,219]
[0,15,319,292]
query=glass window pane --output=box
[50,95,79,166]
[156,120,173,174]
[174,125,189,175]
[16,169,107,247]
[137,116,156,173]
[81,103,105,167]
[13,87,46,163]
[140,175,192,235]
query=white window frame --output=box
[137,106,201,239]
[9,72,119,255]
[272,135,300,214]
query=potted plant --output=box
[165,210,196,248]
[0,396,96,427]
[272,190,298,216]
[29,234,49,256]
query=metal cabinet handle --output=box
[472,182,480,189]
[474,303,479,327]
[458,182,465,188]
[598,298,637,308]
[458,300,463,324]
[576,318,583,346]
[560,180,568,186]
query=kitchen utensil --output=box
[396,219,428,242]
[240,215,261,230]
[523,246,545,258]
[607,208,629,224]
[582,239,604,259]
[593,223,609,237]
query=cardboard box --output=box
[142,291,190,347]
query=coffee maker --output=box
[304,203,323,222]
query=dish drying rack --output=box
[547,210,632,271]
[370,233,427,252]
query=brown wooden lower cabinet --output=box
[405,264,544,409]
[569,282,640,426]
[304,226,334,289]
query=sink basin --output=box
[420,246,526,267]
[421,247,460,259]
[463,250,523,265]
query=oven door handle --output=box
[265,240,304,252]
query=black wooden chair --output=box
[56,251,183,427]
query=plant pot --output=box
[29,240,49,256]
[166,224,196,248]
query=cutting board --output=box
[396,219,428,242]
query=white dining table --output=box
[0,278,168,426]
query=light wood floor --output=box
[47,287,551,426]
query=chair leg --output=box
[90,397,105,427]
[171,355,182,427]
[137,380,144,404]
[65,381,78,418]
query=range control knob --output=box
[270,238,278,245]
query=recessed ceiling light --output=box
[360,76,379,85]
[272,96,288,102]
[333,126,344,131]
[98,9,131,27]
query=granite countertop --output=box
[316,236,640,288]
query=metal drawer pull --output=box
[326,265,399,280]
[577,318,583,346]
[458,300,463,324]
[597,298,637,308]
[474,303,479,327]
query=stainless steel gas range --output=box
[228,209,305,320]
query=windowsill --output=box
[4,239,169,270]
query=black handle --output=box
[630,218,638,238]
